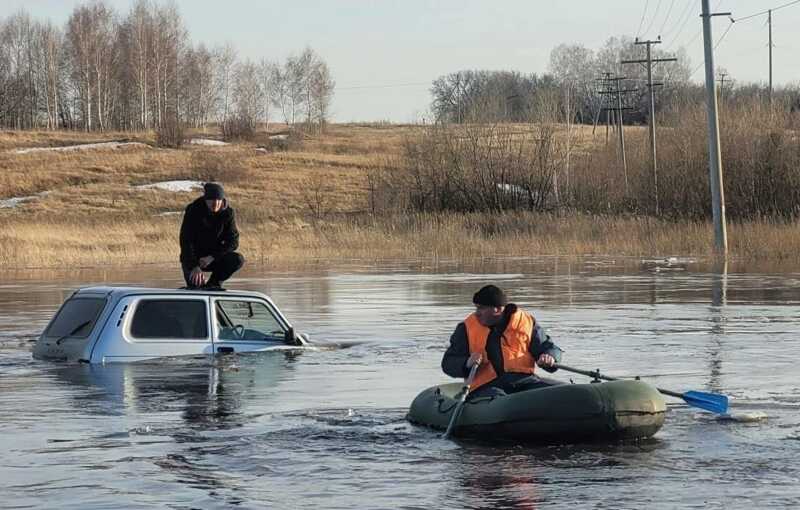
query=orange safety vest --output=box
[464,309,536,389]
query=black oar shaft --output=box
[443,360,481,439]
[555,364,681,397]
[655,387,683,398]
[555,364,618,382]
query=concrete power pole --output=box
[702,0,729,256]
[622,39,676,216]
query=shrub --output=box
[155,114,186,148]
[221,115,256,142]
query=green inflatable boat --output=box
[407,379,666,443]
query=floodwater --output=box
[1,258,799,509]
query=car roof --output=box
[74,286,270,300]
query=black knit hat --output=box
[472,285,508,307]
[203,182,225,200]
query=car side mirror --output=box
[284,327,308,346]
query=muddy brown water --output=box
[1,258,799,509]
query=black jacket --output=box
[441,303,562,379]
[179,197,239,268]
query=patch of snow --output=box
[255,147,269,153]
[269,134,289,140]
[155,211,183,217]
[12,141,149,154]
[134,180,203,193]
[189,138,229,146]
[0,191,49,209]
[496,183,526,196]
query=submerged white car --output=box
[33,286,308,363]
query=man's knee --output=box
[229,252,245,271]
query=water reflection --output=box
[47,353,298,430]
[708,259,728,393]
[456,447,540,510]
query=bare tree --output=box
[150,2,185,128]
[65,2,118,131]
[229,59,262,135]
[0,4,334,132]
[213,42,237,124]
[0,11,38,128]
[258,58,277,130]
[121,0,154,129]
[308,58,334,131]
[181,43,216,128]
[34,20,65,129]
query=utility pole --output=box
[598,75,636,195]
[622,39,677,216]
[717,71,729,104]
[597,73,614,144]
[768,9,773,106]
[702,0,729,256]
[615,77,633,194]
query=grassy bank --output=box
[0,124,797,269]
[2,212,799,269]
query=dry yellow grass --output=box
[0,124,794,268]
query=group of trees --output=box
[0,0,335,132]
[430,36,799,126]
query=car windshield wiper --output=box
[54,320,92,345]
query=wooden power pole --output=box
[622,39,677,216]
[598,75,636,195]
[717,71,729,104]
[768,9,773,106]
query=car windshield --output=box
[44,297,106,338]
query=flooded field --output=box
[1,258,799,509]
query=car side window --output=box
[130,299,208,339]
[216,300,285,341]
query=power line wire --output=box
[663,0,696,46]
[659,0,678,35]
[336,81,430,91]
[677,0,723,50]
[636,0,651,38]
[642,0,664,37]
[689,19,735,78]
[732,0,800,22]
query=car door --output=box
[95,295,212,362]
[212,297,289,353]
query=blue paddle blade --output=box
[683,391,729,414]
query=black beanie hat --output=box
[203,182,225,200]
[472,285,508,307]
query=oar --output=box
[554,364,729,414]
[443,357,481,439]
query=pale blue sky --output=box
[4,1,799,122]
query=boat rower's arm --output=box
[442,322,471,379]
[530,322,562,373]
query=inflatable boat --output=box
[407,378,666,443]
